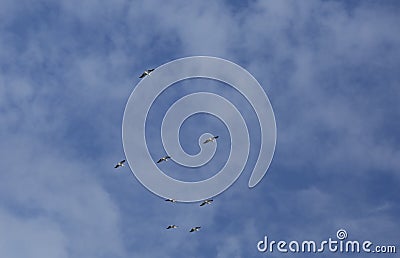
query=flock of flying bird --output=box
[114,68,220,233]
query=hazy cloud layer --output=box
[0,0,399,257]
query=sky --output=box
[0,0,399,257]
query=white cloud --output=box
[0,208,68,258]
[0,0,399,257]
[0,135,127,257]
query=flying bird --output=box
[166,225,178,229]
[190,226,201,232]
[157,156,171,163]
[203,135,219,144]
[200,199,213,206]
[139,69,154,78]
[114,160,126,169]
[165,198,176,203]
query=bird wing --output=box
[114,165,119,168]
[148,69,154,72]
[200,202,205,206]
[157,159,162,163]
[121,160,126,163]
[139,73,146,78]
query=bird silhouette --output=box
[139,69,154,78]
[200,199,213,206]
[203,136,219,144]
[190,226,201,232]
[157,156,171,163]
[114,160,126,169]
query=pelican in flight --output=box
[190,226,201,232]
[200,199,213,206]
[114,160,126,169]
[139,69,154,78]
[166,225,178,229]
[203,136,219,144]
[157,156,171,163]
[165,198,176,203]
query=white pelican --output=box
[203,135,219,144]
[157,156,171,163]
[200,199,213,206]
[114,160,126,168]
[190,226,201,232]
[139,69,154,78]
[165,198,176,203]
[166,225,178,229]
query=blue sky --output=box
[0,1,399,257]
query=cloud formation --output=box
[0,0,399,257]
